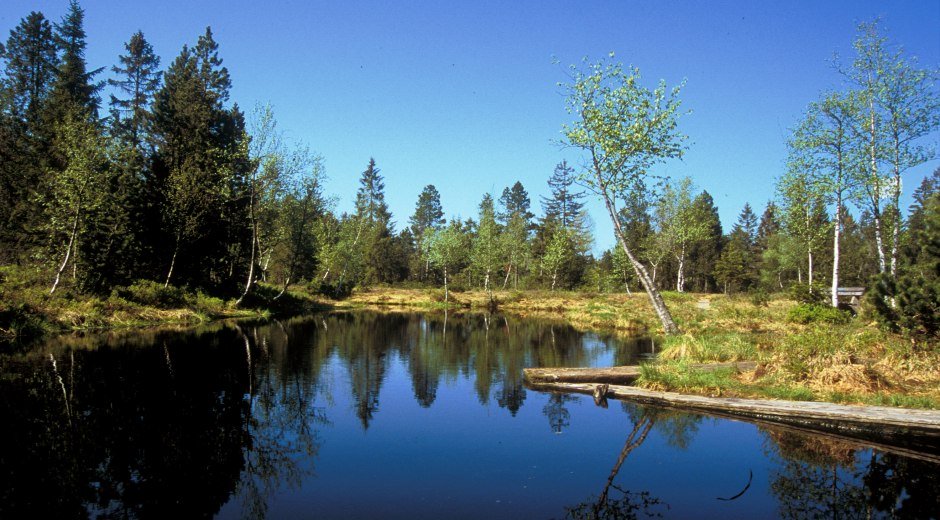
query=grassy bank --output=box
[338,286,940,409]
[3,276,937,410]
[0,265,329,344]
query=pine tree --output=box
[1,12,57,126]
[541,160,586,231]
[0,11,58,258]
[109,31,161,150]
[47,0,103,126]
[687,191,722,292]
[409,184,444,280]
[152,27,249,288]
[498,181,534,225]
[354,158,399,283]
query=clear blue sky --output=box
[3,1,939,253]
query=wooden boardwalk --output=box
[524,366,940,460]
[524,361,756,386]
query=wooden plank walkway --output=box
[523,361,757,386]
[525,379,940,458]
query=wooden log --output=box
[523,361,757,386]
[525,381,940,458]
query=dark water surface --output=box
[1,311,937,519]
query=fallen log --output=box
[523,361,757,386]
[526,380,940,458]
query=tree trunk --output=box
[599,184,680,335]
[808,249,814,287]
[676,245,685,293]
[502,263,512,289]
[165,233,181,288]
[890,139,902,278]
[49,214,80,296]
[443,265,449,304]
[236,219,259,306]
[831,199,842,308]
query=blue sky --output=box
[3,1,939,253]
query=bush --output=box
[749,289,770,307]
[788,282,828,305]
[114,280,187,309]
[316,281,352,300]
[867,272,939,340]
[0,303,49,342]
[787,303,851,325]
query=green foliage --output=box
[787,303,851,325]
[788,282,829,305]
[114,280,187,308]
[749,289,770,307]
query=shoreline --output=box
[3,286,938,411]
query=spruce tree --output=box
[687,191,722,292]
[109,31,161,150]
[0,11,58,258]
[409,184,444,281]
[498,181,534,225]
[541,160,586,231]
[47,0,103,125]
[152,27,249,288]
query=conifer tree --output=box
[0,12,58,257]
[541,160,587,231]
[409,184,444,280]
[47,0,103,126]
[109,31,161,150]
[152,27,249,288]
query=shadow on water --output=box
[0,310,936,518]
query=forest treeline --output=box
[0,3,937,335]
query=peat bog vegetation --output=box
[1,1,939,516]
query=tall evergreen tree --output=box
[47,0,103,125]
[541,160,587,231]
[353,157,400,283]
[409,184,444,280]
[686,191,722,292]
[498,181,534,226]
[0,12,57,126]
[152,27,249,288]
[0,12,58,258]
[109,31,161,150]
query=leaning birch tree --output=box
[559,54,687,334]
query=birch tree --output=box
[653,177,708,293]
[559,54,687,334]
[427,222,469,304]
[46,114,107,294]
[790,92,862,306]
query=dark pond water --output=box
[1,311,938,519]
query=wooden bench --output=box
[837,286,865,310]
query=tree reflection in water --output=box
[762,427,940,519]
[4,311,935,518]
[563,404,708,519]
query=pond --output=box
[1,311,937,519]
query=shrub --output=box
[749,289,770,308]
[788,282,828,305]
[787,303,851,325]
[316,281,352,300]
[115,280,187,309]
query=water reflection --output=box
[0,311,936,519]
[763,428,940,518]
